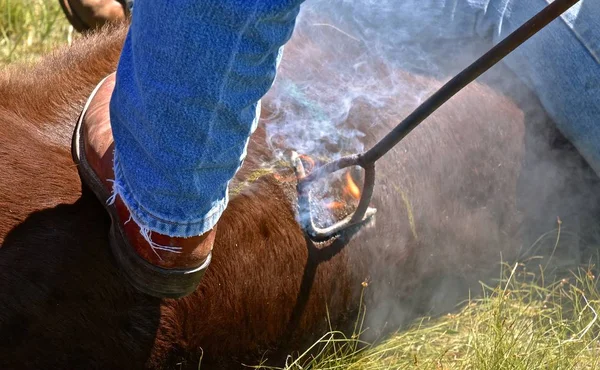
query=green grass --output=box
[4,5,600,369]
[256,263,600,370]
[0,0,71,66]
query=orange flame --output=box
[325,201,345,210]
[324,172,360,210]
[345,172,361,200]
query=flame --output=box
[325,201,345,210]
[344,172,361,200]
[324,171,361,210]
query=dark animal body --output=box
[0,21,594,369]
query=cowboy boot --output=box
[59,0,131,32]
[72,73,215,298]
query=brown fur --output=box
[0,21,582,369]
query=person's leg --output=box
[111,1,302,238]
[480,0,600,175]
[73,0,303,298]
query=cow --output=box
[0,15,596,370]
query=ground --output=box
[2,2,600,369]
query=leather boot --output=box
[59,0,130,32]
[72,73,215,298]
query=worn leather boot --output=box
[72,74,215,298]
[59,0,130,32]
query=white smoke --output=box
[262,0,600,338]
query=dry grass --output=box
[0,0,71,66]
[256,263,600,370]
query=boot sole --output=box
[71,76,211,299]
[58,0,90,32]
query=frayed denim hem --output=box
[110,148,228,240]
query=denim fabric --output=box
[111,0,598,238]
[483,0,600,176]
[458,0,600,176]
[414,0,600,174]
[109,0,303,237]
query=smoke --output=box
[261,0,600,340]
[263,0,495,163]
[264,1,446,160]
[262,0,458,230]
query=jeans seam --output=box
[545,0,600,65]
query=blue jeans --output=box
[110,0,599,238]
[448,0,600,177]
[109,1,303,237]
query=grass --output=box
[5,3,600,369]
[0,0,71,66]
[256,263,600,370]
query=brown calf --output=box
[0,20,594,369]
